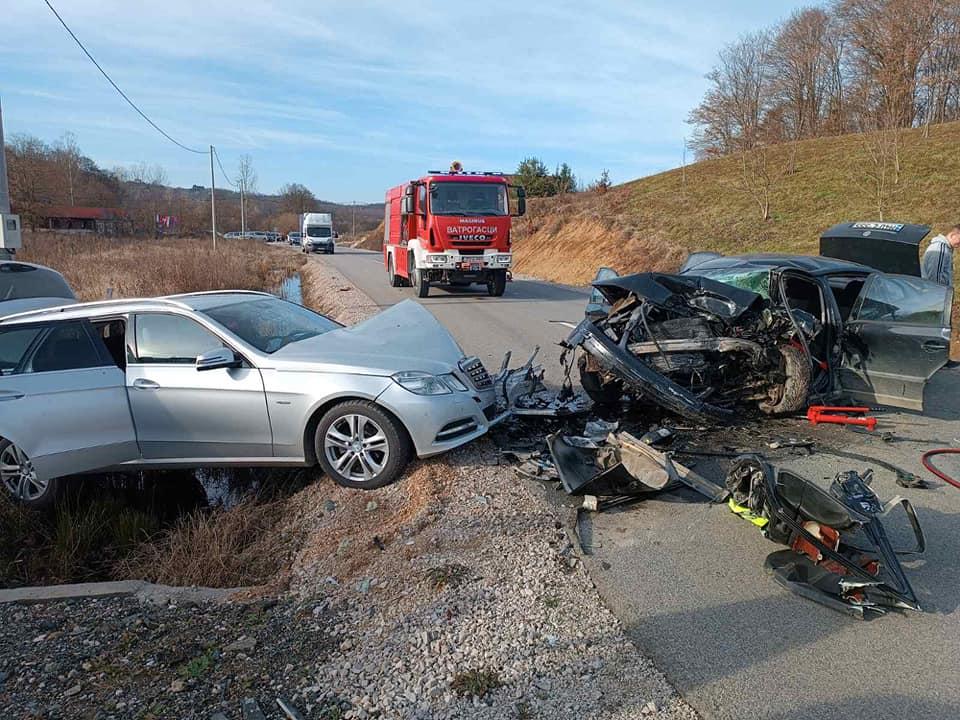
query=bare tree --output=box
[739,143,791,221]
[278,183,316,215]
[689,31,774,157]
[236,154,258,195]
[53,132,83,206]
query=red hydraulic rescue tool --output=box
[806,405,878,431]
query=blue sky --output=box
[4,0,801,202]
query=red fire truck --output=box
[383,165,525,297]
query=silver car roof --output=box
[0,290,275,326]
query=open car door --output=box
[839,273,952,411]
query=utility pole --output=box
[240,177,246,240]
[209,145,217,250]
[0,98,10,214]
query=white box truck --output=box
[301,212,336,254]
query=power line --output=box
[212,146,237,188]
[42,0,207,155]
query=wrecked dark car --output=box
[726,456,924,618]
[565,222,953,422]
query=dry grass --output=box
[117,498,301,588]
[18,233,305,301]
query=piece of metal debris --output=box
[277,697,305,720]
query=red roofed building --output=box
[41,206,133,236]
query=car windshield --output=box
[0,264,76,302]
[201,296,340,353]
[307,227,332,238]
[692,268,771,298]
[430,182,508,216]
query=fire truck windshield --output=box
[429,182,507,216]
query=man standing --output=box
[921,225,960,287]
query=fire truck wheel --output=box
[487,270,507,297]
[387,256,400,287]
[413,266,430,297]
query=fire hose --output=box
[921,449,960,490]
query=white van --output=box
[301,213,336,254]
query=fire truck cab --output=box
[384,167,525,298]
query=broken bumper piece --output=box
[726,456,924,617]
[547,430,729,504]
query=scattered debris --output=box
[726,456,924,618]
[276,696,305,720]
[241,697,268,720]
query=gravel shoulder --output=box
[0,253,699,720]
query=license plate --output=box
[470,262,482,271]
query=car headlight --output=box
[392,371,452,395]
[426,254,448,263]
[496,255,511,263]
[440,373,468,392]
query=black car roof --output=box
[685,253,873,277]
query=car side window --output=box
[133,314,224,364]
[852,274,951,326]
[0,326,44,375]
[24,322,105,374]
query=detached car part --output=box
[725,456,924,618]
[564,272,816,423]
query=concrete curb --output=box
[0,580,244,605]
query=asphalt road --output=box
[310,246,960,720]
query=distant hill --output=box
[512,121,960,286]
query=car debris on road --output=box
[726,456,925,618]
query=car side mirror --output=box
[401,195,414,215]
[196,347,241,371]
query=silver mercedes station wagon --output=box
[0,292,499,507]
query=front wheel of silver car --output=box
[0,439,58,509]
[316,401,411,490]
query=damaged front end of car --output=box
[563,272,818,423]
[726,456,924,618]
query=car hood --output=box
[270,299,466,375]
[593,272,765,321]
[0,297,74,319]
[819,222,929,276]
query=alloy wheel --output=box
[323,414,390,483]
[0,443,47,502]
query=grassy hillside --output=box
[513,121,960,285]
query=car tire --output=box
[487,270,507,297]
[578,355,624,405]
[413,265,430,298]
[315,401,411,490]
[760,344,811,415]
[0,439,59,510]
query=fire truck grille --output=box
[460,357,493,390]
[452,240,492,247]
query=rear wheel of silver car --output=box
[316,402,411,490]
[0,439,58,509]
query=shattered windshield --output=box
[201,296,340,353]
[692,268,771,299]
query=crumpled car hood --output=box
[593,272,765,321]
[270,299,466,376]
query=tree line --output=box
[3,132,339,235]
[689,0,960,158]
[512,157,611,197]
